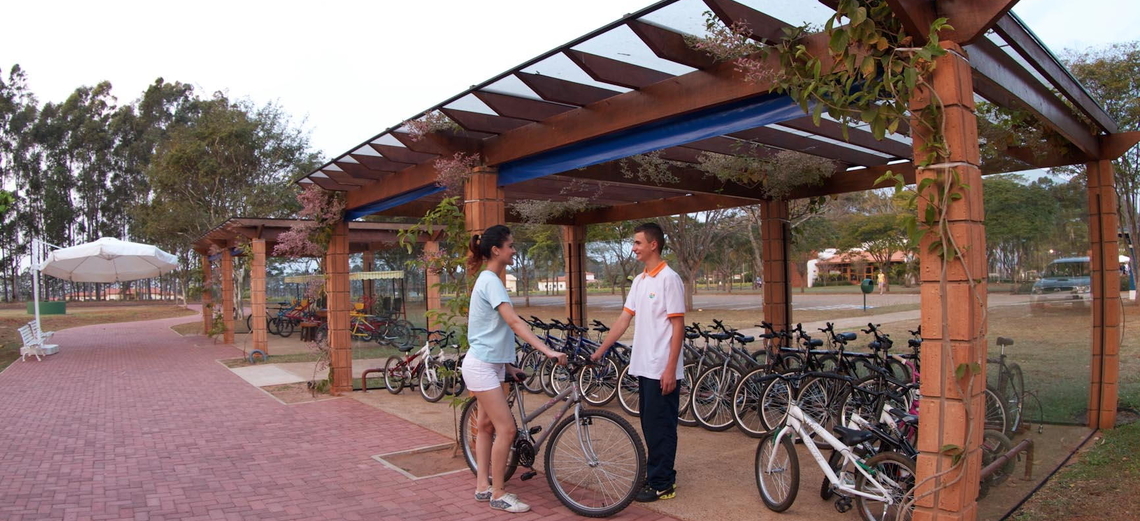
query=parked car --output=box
[1030,257,1091,311]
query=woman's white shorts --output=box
[462,355,506,392]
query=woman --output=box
[462,224,565,513]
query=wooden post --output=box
[327,219,353,395]
[251,239,268,355]
[220,244,236,344]
[911,42,987,521]
[1087,159,1123,429]
[201,253,212,334]
[563,224,588,326]
[464,166,506,281]
[760,199,791,333]
[362,250,375,307]
[424,240,442,330]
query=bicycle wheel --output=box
[817,354,839,374]
[267,317,280,336]
[854,451,916,521]
[313,324,327,344]
[277,318,295,338]
[245,314,253,331]
[754,432,799,512]
[1001,363,1025,435]
[579,358,619,406]
[458,398,518,482]
[984,385,1008,434]
[733,368,774,437]
[979,429,1015,499]
[419,359,446,403]
[616,364,640,417]
[519,350,545,394]
[839,375,911,428]
[545,409,646,517]
[678,363,697,427]
[887,357,911,383]
[539,358,557,397]
[550,363,575,395]
[797,376,846,448]
[384,356,406,394]
[692,367,739,431]
[759,376,794,432]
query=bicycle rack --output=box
[980,438,1035,481]
[360,367,387,392]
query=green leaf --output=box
[955,362,969,379]
[829,29,849,54]
[851,6,867,26]
[860,56,876,79]
[904,67,917,91]
[812,103,824,126]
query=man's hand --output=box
[660,369,677,395]
[590,349,605,362]
[547,351,568,365]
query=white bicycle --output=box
[755,374,916,521]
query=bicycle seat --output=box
[832,426,875,446]
[838,332,858,342]
[806,339,824,348]
[869,341,882,350]
[996,337,1014,347]
[888,408,919,426]
[735,335,755,344]
[908,338,922,348]
[398,344,416,353]
[708,332,732,341]
[685,332,700,340]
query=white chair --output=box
[17,325,57,361]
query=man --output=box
[591,222,685,502]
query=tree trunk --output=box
[683,272,696,312]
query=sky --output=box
[2,0,1138,161]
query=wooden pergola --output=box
[191,218,441,356]
[281,1,1133,518]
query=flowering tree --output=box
[273,184,346,259]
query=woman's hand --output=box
[506,365,528,382]
[546,350,568,365]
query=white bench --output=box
[18,325,58,361]
[27,320,54,342]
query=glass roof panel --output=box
[737,0,836,29]
[519,52,633,94]
[481,75,545,100]
[571,24,696,76]
[371,134,406,147]
[444,93,498,115]
[768,123,893,158]
[639,0,718,37]
[351,145,380,157]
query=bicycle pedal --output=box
[520,471,537,481]
[528,426,542,435]
[834,496,853,513]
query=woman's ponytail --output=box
[466,225,511,275]
[466,234,483,274]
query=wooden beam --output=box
[704,0,788,43]
[482,31,833,167]
[967,38,1101,158]
[1100,131,1140,161]
[992,14,1118,134]
[344,163,439,211]
[627,19,718,70]
[473,91,576,121]
[554,161,763,199]
[885,0,1017,45]
[571,193,756,225]
[565,49,673,89]
[787,163,916,199]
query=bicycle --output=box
[458,352,647,517]
[987,336,1024,436]
[755,373,916,521]
[383,330,440,394]
[416,330,465,402]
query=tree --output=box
[135,93,320,305]
[657,209,734,311]
[982,175,1060,281]
[1064,42,1140,301]
[588,221,639,301]
[790,215,838,292]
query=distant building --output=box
[537,272,596,292]
[807,249,909,287]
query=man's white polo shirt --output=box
[623,262,686,380]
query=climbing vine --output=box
[404,110,461,140]
[692,1,992,510]
[273,184,346,258]
[398,196,470,347]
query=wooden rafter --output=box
[564,49,674,90]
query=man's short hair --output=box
[634,222,666,253]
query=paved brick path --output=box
[0,315,674,521]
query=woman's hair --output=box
[467,224,512,273]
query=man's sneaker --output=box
[489,493,531,513]
[635,483,676,502]
[474,489,493,502]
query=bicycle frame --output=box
[509,375,602,468]
[768,402,902,504]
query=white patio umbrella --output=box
[31,237,179,346]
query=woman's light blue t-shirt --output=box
[467,270,515,364]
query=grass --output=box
[1010,422,1140,520]
[0,302,196,372]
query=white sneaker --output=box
[474,489,493,502]
[489,493,531,513]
